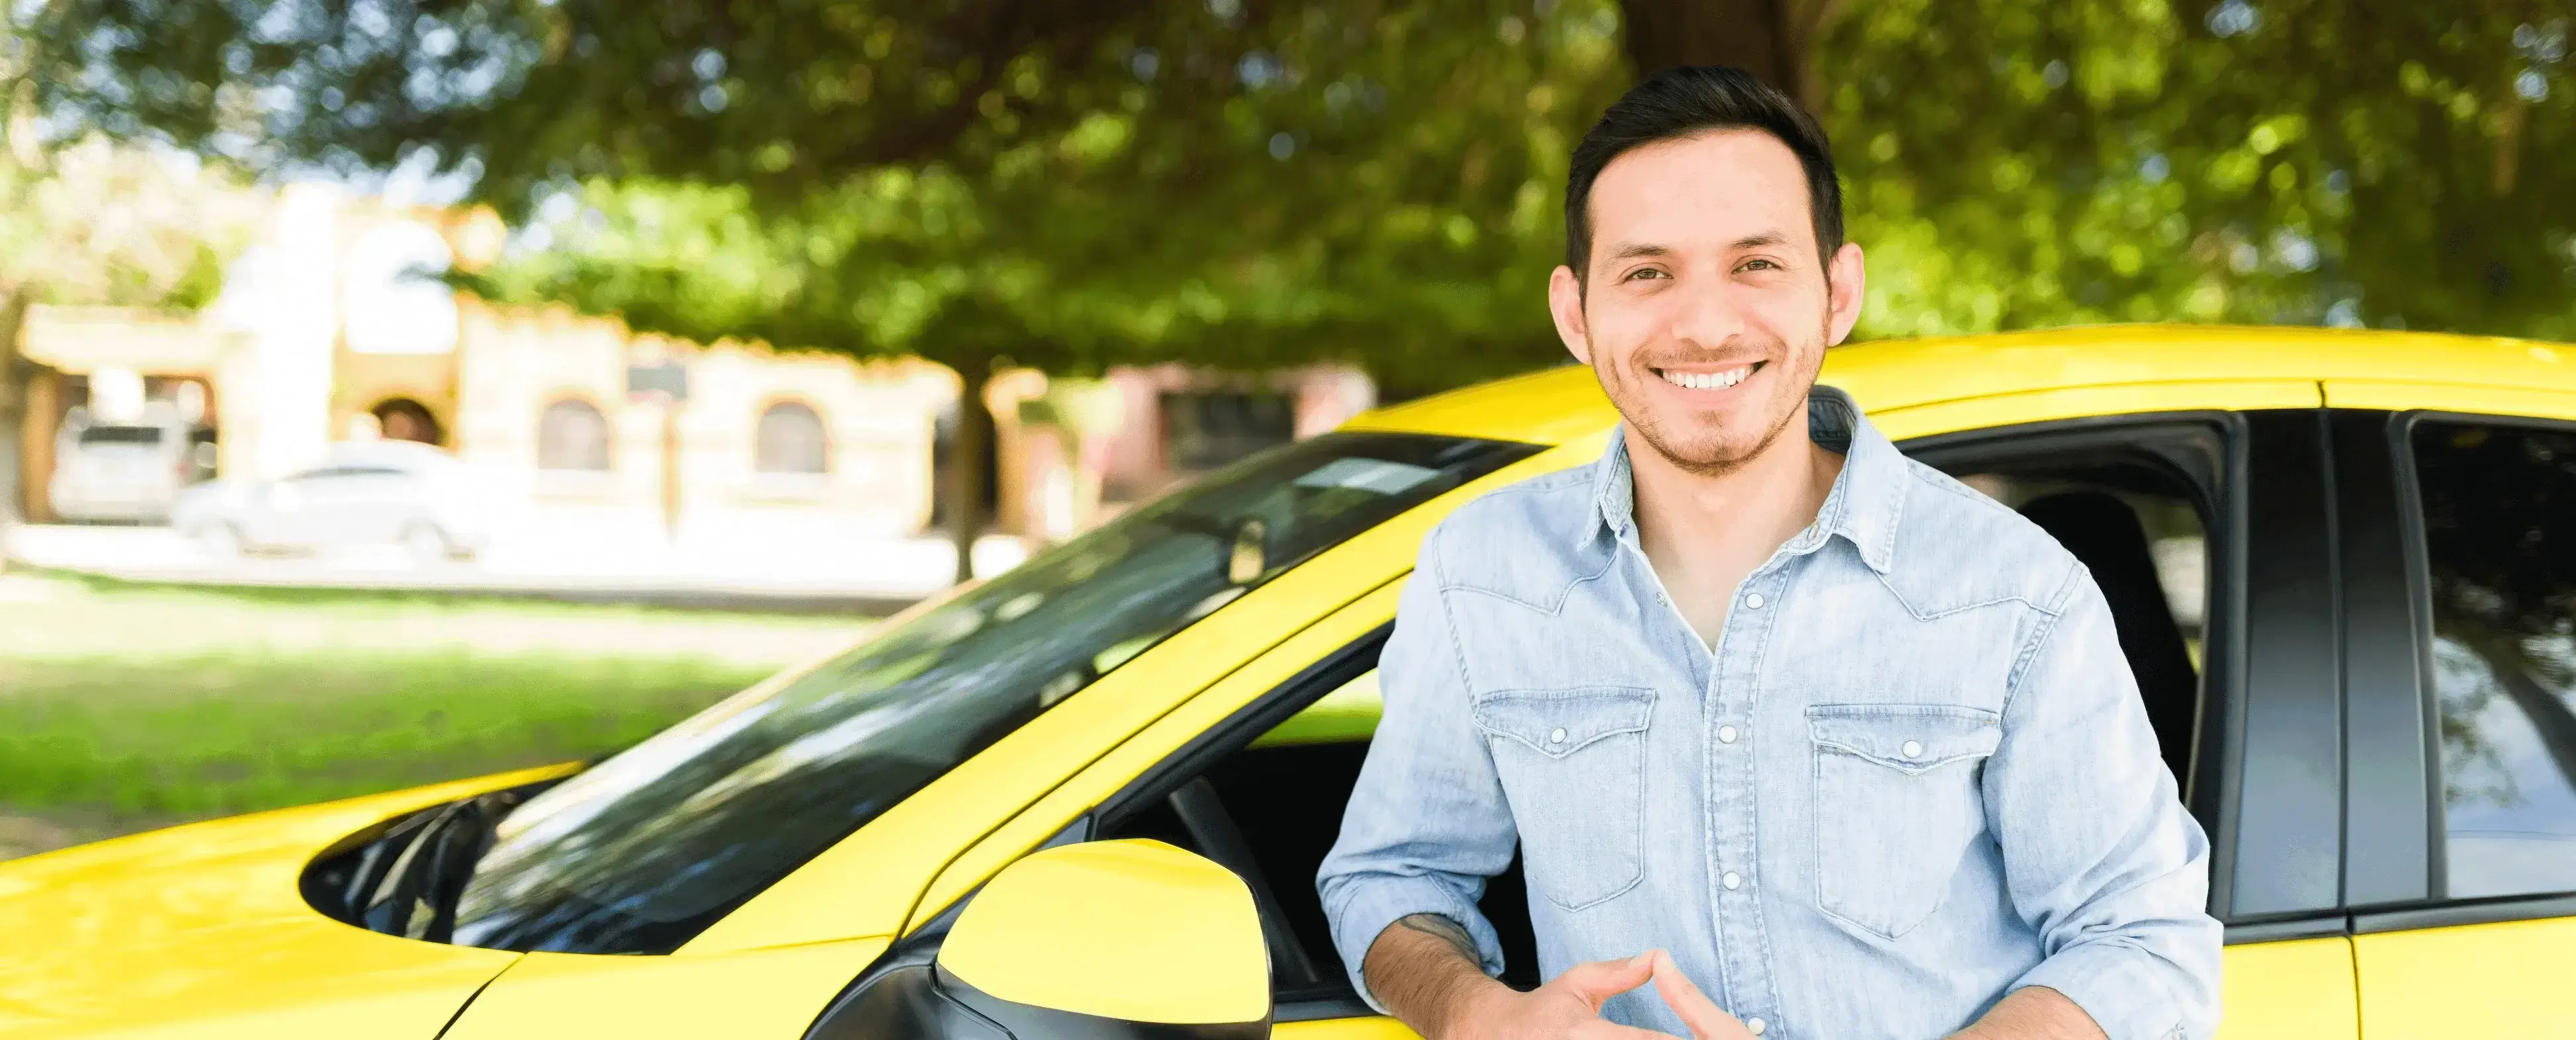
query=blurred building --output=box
[12,186,1373,547]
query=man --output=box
[1315,66,2221,1040]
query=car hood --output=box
[0,765,572,1038]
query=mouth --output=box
[1652,361,1763,392]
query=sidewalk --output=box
[1,523,1031,614]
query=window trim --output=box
[2354,408,2576,932]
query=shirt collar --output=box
[1581,384,1906,575]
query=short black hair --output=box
[1564,65,1842,280]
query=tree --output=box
[16,0,1635,581]
[1817,0,2576,339]
[0,92,264,531]
[21,0,2576,579]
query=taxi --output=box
[3,324,2573,1039]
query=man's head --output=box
[1549,66,1865,477]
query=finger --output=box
[1649,950,1747,1040]
[1556,952,1658,1008]
[1571,1023,1685,1040]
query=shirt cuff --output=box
[1324,875,1507,1015]
[2009,939,2207,1040]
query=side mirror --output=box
[830,840,1272,1039]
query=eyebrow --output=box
[1597,232,1794,268]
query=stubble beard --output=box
[1596,330,1825,480]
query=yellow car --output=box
[6,324,2575,1039]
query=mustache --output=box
[1627,347,1778,369]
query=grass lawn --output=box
[0,569,871,859]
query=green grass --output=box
[0,570,871,848]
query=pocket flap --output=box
[1807,704,2001,773]
[1473,687,1656,758]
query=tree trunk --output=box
[947,360,995,587]
[1617,0,1844,113]
[0,286,29,535]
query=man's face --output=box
[1548,130,1866,476]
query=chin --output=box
[1630,421,1769,474]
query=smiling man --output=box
[1316,67,2221,1040]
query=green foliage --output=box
[1826,0,2576,339]
[0,138,265,307]
[26,0,1633,392]
[19,0,2576,389]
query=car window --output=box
[76,425,165,447]
[447,431,1539,955]
[2409,419,2576,900]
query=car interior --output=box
[1097,425,2227,1016]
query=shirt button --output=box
[1721,871,1742,890]
[1744,593,1765,609]
[1747,1018,1768,1036]
[1901,740,1924,759]
[1717,725,1739,744]
[1549,727,1568,745]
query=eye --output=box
[1738,258,1781,273]
[1623,267,1669,282]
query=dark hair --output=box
[1564,65,1842,280]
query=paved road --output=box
[3,523,1030,614]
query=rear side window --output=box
[77,425,164,446]
[2410,419,2576,900]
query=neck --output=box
[1627,409,1843,556]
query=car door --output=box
[907,386,2360,1040]
[420,432,1564,1039]
[1903,406,2358,1040]
[257,466,354,547]
[2327,393,2576,1039]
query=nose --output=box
[1664,272,1750,353]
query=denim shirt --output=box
[1316,387,2221,1040]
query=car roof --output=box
[324,440,456,469]
[1344,323,2576,445]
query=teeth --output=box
[1658,366,1751,390]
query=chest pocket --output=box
[1808,704,2002,941]
[1473,687,1655,912]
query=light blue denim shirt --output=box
[1317,387,2221,1040]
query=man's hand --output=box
[1645,949,1760,1040]
[1363,914,1756,1040]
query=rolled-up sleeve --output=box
[1316,529,1518,1012]
[1989,563,2224,1040]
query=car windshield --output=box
[447,431,1539,953]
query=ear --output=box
[1823,242,1866,347]
[1549,265,1593,365]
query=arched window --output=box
[537,398,611,471]
[755,401,830,474]
[371,398,444,445]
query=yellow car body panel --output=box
[915,578,1414,930]
[0,765,570,1038]
[439,938,890,1039]
[2354,918,2576,1039]
[2217,938,2360,1040]
[940,840,1269,1025]
[9,324,2576,1037]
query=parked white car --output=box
[171,441,498,562]
[48,409,198,523]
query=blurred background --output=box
[0,0,2570,859]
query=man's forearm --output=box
[1948,986,2109,1040]
[1361,914,1509,1038]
